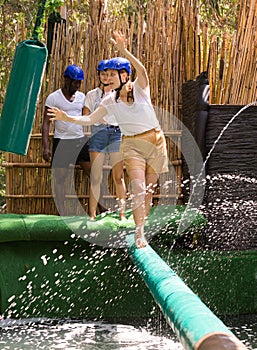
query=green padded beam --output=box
[126,235,247,350]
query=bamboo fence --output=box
[1,0,257,214]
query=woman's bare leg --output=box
[89,151,105,219]
[128,168,148,248]
[110,152,126,220]
[145,172,159,218]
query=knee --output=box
[112,172,124,185]
[90,171,103,185]
[130,179,145,196]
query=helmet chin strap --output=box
[98,73,109,87]
[99,76,110,98]
[100,80,109,87]
[114,72,129,91]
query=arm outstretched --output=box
[48,105,108,126]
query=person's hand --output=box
[47,107,70,121]
[43,148,51,163]
[111,30,126,53]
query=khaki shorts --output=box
[121,128,169,174]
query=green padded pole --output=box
[0,0,48,155]
[126,235,247,350]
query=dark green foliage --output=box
[200,0,238,34]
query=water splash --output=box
[176,100,257,238]
[0,318,183,349]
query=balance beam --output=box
[126,235,247,350]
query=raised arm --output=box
[48,105,108,126]
[111,30,149,89]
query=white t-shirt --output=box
[84,87,118,126]
[100,79,160,136]
[45,89,86,139]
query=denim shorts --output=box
[89,124,122,153]
[51,136,90,168]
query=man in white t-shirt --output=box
[42,65,90,215]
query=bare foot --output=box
[119,211,126,221]
[134,232,148,248]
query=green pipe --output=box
[126,235,247,350]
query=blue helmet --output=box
[64,65,84,80]
[104,57,132,75]
[97,59,109,71]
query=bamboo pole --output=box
[8,0,257,213]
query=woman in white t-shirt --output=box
[85,60,126,220]
[48,31,169,248]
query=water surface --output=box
[0,318,183,350]
[0,315,256,349]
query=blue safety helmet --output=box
[97,59,109,71]
[64,65,84,80]
[104,57,132,75]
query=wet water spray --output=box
[175,100,257,248]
